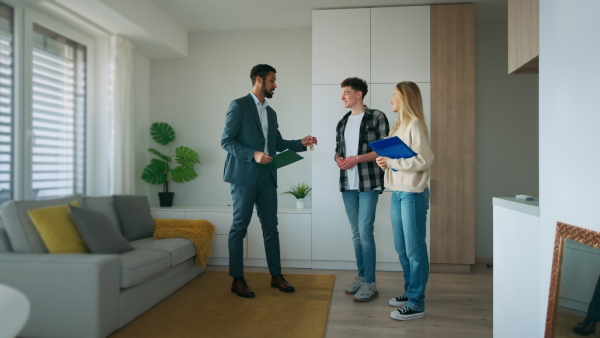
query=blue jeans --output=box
[391,188,430,312]
[341,190,379,284]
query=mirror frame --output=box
[545,222,600,337]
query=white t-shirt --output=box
[344,113,364,190]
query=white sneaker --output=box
[391,306,424,321]
[389,295,408,307]
[345,276,364,294]
[353,282,379,302]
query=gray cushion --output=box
[69,205,134,254]
[119,249,171,288]
[130,237,195,267]
[0,195,83,253]
[82,196,122,234]
[112,195,155,241]
[0,222,12,252]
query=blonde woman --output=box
[376,81,434,320]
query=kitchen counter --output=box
[492,197,539,217]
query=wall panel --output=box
[430,4,476,272]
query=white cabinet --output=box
[151,206,311,268]
[312,8,371,85]
[371,7,430,83]
[248,212,312,261]
[311,85,356,263]
[311,7,430,270]
[493,198,541,338]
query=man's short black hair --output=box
[251,64,276,85]
[341,77,368,98]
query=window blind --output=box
[31,24,86,199]
[0,4,13,204]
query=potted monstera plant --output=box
[141,122,200,207]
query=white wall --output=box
[539,0,600,334]
[141,16,542,261]
[475,20,539,259]
[146,28,312,208]
[133,51,150,195]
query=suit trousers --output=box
[228,167,281,278]
[587,274,600,321]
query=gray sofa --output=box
[0,195,205,338]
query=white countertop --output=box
[492,197,540,217]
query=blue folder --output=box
[368,136,417,159]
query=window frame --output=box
[0,0,96,200]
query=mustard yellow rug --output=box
[110,271,335,338]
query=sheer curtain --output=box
[108,35,135,194]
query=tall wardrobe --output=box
[310,4,475,273]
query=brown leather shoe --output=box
[271,275,295,293]
[573,318,597,336]
[231,279,255,298]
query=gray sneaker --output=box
[353,282,379,302]
[345,276,364,294]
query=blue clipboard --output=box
[368,136,417,159]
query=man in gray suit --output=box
[221,64,317,298]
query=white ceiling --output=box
[149,0,508,33]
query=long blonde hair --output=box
[390,81,429,140]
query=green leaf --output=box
[148,148,169,161]
[141,159,168,185]
[150,122,175,145]
[170,165,198,183]
[176,158,197,168]
[175,146,199,166]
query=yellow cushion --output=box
[27,202,89,253]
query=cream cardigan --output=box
[383,120,434,193]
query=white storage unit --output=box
[312,9,371,85]
[311,7,430,270]
[151,206,311,268]
[370,6,430,83]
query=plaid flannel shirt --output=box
[335,107,390,192]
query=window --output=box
[0,3,13,204]
[31,24,86,199]
[0,2,92,203]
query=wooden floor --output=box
[206,264,493,338]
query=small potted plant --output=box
[281,182,312,209]
[141,122,200,207]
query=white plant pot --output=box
[296,198,305,209]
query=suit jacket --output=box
[221,93,306,187]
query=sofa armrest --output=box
[0,253,121,338]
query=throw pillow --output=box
[0,195,84,253]
[68,205,134,254]
[82,196,122,233]
[112,195,155,241]
[27,202,89,253]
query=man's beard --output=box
[262,83,274,99]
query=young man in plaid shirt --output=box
[335,77,390,302]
